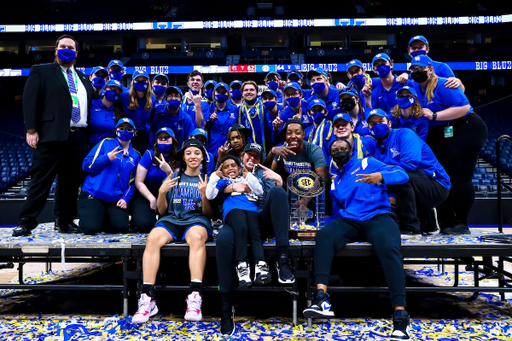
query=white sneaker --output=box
[236,261,252,287]
[132,293,158,323]
[254,261,272,285]
[184,291,203,321]
[426,208,440,236]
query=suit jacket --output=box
[23,62,93,143]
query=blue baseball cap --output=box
[338,88,359,99]
[372,53,391,65]
[190,128,208,141]
[261,88,278,98]
[367,108,388,120]
[346,59,365,72]
[103,80,123,91]
[230,80,243,89]
[115,117,135,129]
[287,71,303,80]
[265,71,281,80]
[283,82,302,93]
[90,66,107,77]
[307,67,328,80]
[132,69,149,81]
[165,86,183,97]
[153,73,169,83]
[214,82,228,92]
[408,35,429,47]
[333,113,353,125]
[307,98,326,111]
[156,127,176,139]
[108,60,124,69]
[410,54,432,68]
[205,80,217,89]
[397,86,418,99]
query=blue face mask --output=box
[410,50,427,58]
[397,96,415,109]
[92,77,106,89]
[133,81,148,92]
[57,48,76,63]
[158,143,173,154]
[230,89,242,99]
[311,82,326,94]
[287,96,301,107]
[263,101,276,112]
[351,74,366,89]
[117,130,134,141]
[267,81,279,91]
[190,89,200,95]
[109,71,123,81]
[215,93,228,103]
[310,111,325,125]
[376,64,391,78]
[167,99,181,110]
[205,90,214,101]
[153,85,166,97]
[369,123,389,139]
[104,90,118,103]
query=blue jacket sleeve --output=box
[370,158,409,185]
[206,153,215,176]
[362,136,377,157]
[394,130,421,172]
[121,171,136,203]
[184,115,195,141]
[327,177,343,224]
[82,139,112,173]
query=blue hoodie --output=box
[149,106,195,147]
[82,138,140,203]
[203,102,239,157]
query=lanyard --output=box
[310,120,332,148]
[240,100,266,154]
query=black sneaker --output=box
[391,310,410,340]
[303,289,334,318]
[220,305,235,337]
[254,261,272,285]
[442,224,471,235]
[276,255,295,284]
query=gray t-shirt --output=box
[274,141,327,181]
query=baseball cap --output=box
[190,128,208,141]
[156,127,176,139]
[108,60,124,69]
[287,71,303,80]
[306,67,328,80]
[243,143,264,159]
[90,66,107,77]
[153,73,169,83]
[230,80,243,89]
[346,59,365,73]
[338,88,358,99]
[265,71,281,80]
[103,80,123,91]
[397,86,418,98]
[283,82,302,93]
[261,89,278,98]
[175,139,207,162]
[115,117,135,129]
[307,98,326,111]
[372,53,391,66]
[333,113,353,125]
[214,82,228,92]
[205,80,217,89]
[408,35,429,47]
[132,69,149,81]
[165,86,183,97]
[366,108,388,120]
[409,55,432,68]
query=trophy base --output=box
[289,229,318,241]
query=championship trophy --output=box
[287,170,325,240]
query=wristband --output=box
[432,112,437,121]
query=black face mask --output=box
[332,151,351,167]
[411,70,429,83]
[341,98,356,112]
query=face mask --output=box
[92,77,106,89]
[133,81,148,92]
[205,90,214,101]
[369,123,389,139]
[310,111,325,125]
[341,98,356,112]
[230,89,242,99]
[267,81,278,91]
[397,96,415,109]
[158,143,173,154]
[287,96,301,107]
[104,90,118,103]
[351,74,366,88]
[167,99,181,110]
[57,48,76,63]
[215,93,228,103]
[311,82,326,94]
[117,130,134,141]
[376,64,391,78]
[263,101,276,112]
[153,85,166,97]
[410,50,427,58]
[411,70,429,83]
[332,151,350,167]
[109,71,123,81]
[190,89,200,95]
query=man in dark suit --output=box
[13,34,93,236]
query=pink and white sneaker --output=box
[184,291,203,321]
[132,293,158,323]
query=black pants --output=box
[259,186,290,247]
[225,209,264,264]
[426,112,488,228]
[392,170,450,234]
[314,214,406,307]
[131,186,159,232]
[78,191,130,235]
[131,130,149,156]
[20,129,87,227]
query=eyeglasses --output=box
[117,127,135,132]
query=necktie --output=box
[66,68,81,123]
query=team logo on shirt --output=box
[183,198,196,210]
[362,120,368,128]
[390,148,400,158]
[229,112,236,119]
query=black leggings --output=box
[259,186,290,247]
[426,112,488,227]
[78,191,130,235]
[225,209,264,264]
[314,214,406,308]
[131,186,159,233]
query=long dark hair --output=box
[152,136,179,170]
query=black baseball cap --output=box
[175,139,207,162]
[243,143,264,159]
